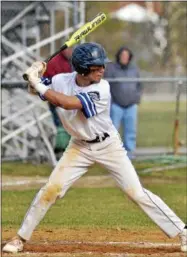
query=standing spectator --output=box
[104,46,142,159]
[42,48,72,154]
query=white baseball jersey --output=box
[41,71,117,141]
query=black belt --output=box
[84,133,110,143]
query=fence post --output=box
[173,80,182,155]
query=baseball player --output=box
[3,42,187,253]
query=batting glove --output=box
[28,70,49,96]
[31,61,47,76]
[24,61,47,80]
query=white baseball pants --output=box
[18,134,185,240]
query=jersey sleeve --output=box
[76,81,110,119]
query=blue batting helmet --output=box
[71,42,110,75]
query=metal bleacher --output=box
[1,1,85,166]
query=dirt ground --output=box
[2,174,179,191]
[2,175,118,190]
[2,228,186,257]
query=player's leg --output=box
[3,141,94,252]
[110,102,123,130]
[96,135,185,239]
[18,143,94,240]
[123,104,137,159]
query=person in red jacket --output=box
[42,48,72,155]
[44,48,72,76]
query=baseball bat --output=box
[23,12,107,81]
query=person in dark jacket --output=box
[104,46,142,159]
[42,48,72,154]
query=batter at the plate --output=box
[3,42,187,253]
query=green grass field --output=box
[2,161,186,257]
[134,101,186,147]
[1,159,173,177]
[2,167,187,231]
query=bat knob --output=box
[23,73,29,81]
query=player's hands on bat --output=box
[27,72,40,95]
[25,61,46,94]
[25,61,47,78]
[27,69,41,87]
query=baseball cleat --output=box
[180,225,187,252]
[2,236,24,253]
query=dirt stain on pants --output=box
[40,184,62,205]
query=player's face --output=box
[87,65,105,83]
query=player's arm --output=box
[43,89,82,110]
[27,67,82,110]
